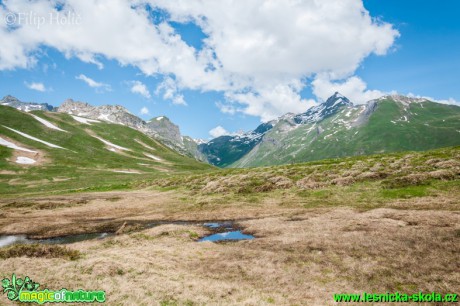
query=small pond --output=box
[199,222,254,242]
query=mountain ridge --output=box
[230,94,460,167]
[0,95,204,160]
[2,93,459,169]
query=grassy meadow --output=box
[0,144,458,304]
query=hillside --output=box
[199,93,460,168]
[0,95,205,160]
[0,106,213,196]
[56,99,205,159]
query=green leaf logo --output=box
[2,274,40,301]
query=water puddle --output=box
[199,222,255,242]
[199,231,254,242]
[0,221,254,248]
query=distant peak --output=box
[152,116,169,121]
[1,95,20,102]
[324,92,352,107]
[384,94,429,104]
[61,98,89,106]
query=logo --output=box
[2,274,105,304]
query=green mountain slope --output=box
[0,106,213,195]
[231,96,460,167]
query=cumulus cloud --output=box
[129,81,151,99]
[75,74,111,92]
[156,77,186,105]
[140,106,150,115]
[225,83,317,122]
[312,75,385,104]
[25,81,47,92]
[209,125,229,138]
[0,0,399,119]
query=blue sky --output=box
[359,0,460,98]
[0,0,458,139]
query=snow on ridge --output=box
[30,114,67,132]
[72,115,101,125]
[330,98,344,108]
[93,136,131,151]
[0,137,37,153]
[97,113,115,123]
[156,116,164,121]
[16,156,36,164]
[193,138,207,145]
[2,126,67,149]
[23,105,43,112]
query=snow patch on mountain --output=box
[2,126,67,149]
[0,137,37,153]
[93,136,131,151]
[30,114,67,132]
[71,115,101,125]
[16,156,36,164]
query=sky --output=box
[0,0,458,139]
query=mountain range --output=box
[56,98,205,158]
[0,102,212,194]
[1,93,459,169]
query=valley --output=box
[0,95,459,305]
[0,145,458,304]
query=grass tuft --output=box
[0,244,81,260]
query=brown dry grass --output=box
[0,148,459,305]
[0,206,458,305]
[0,183,458,305]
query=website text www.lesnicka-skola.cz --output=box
[333,292,458,303]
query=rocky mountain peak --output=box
[146,116,182,146]
[1,95,20,103]
[149,116,170,122]
[387,94,428,105]
[293,92,352,124]
[324,92,353,108]
[0,95,54,111]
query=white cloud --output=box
[406,93,460,106]
[216,101,239,115]
[0,0,399,119]
[311,76,460,107]
[312,75,385,105]
[156,77,186,105]
[75,74,111,92]
[140,106,150,115]
[209,125,229,138]
[25,82,47,92]
[130,81,151,99]
[225,83,317,122]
